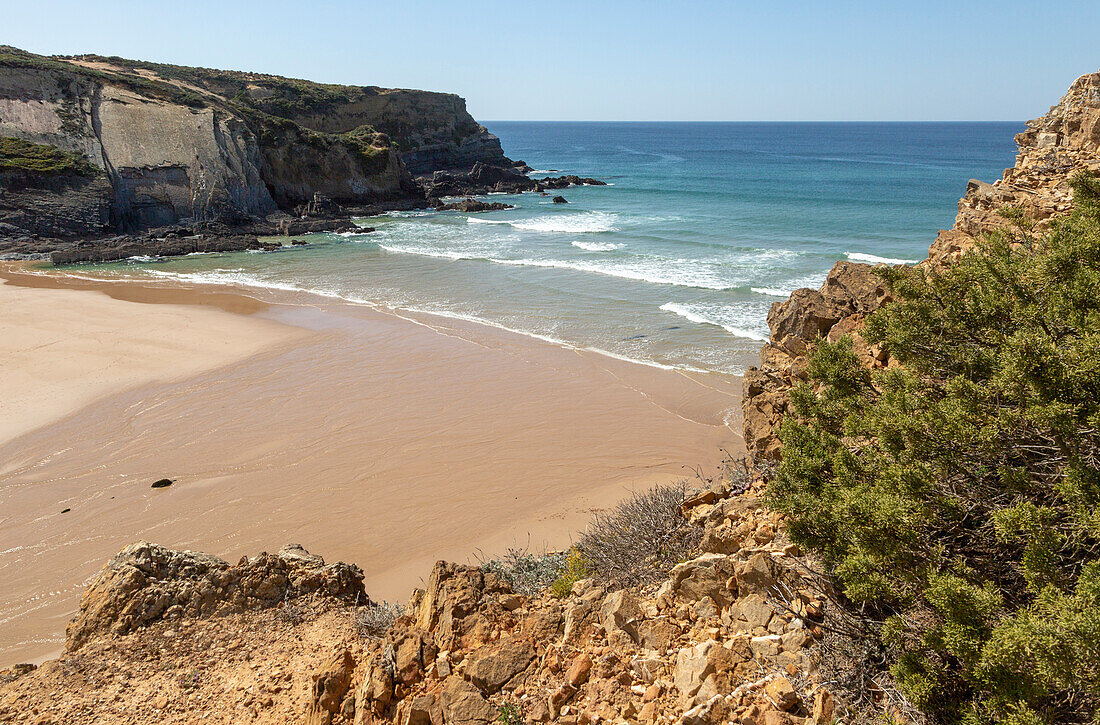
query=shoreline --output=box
[0,264,743,667]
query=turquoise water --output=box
[93,122,1020,373]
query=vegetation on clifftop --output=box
[0,136,95,175]
[769,171,1100,723]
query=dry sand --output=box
[0,265,743,666]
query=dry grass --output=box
[574,480,701,588]
[356,601,404,639]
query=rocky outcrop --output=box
[45,222,280,264]
[1,475,845,724]
[741,69,1100,461]
[432,198,514,212]
[0,48,562,259]
[420,164,607,200]
[65,541,366,651]
[318,479,829,725]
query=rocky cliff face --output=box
[741,69,1100,460]
[0,48,511,252]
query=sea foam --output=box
[660,302,769,342]
[571,241,625,252]
[845,251,917,265]
[468,211,618,233]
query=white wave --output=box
[379,242,733,290]
[337,230,375,237]
[571,241,624,252]
[845,251,917,265]
[468,211,618,233]
[401,307,705,372]
[660,302,769,342]
[379,244,480,261]
[750,287,791,297]
[489,257,732,290]
[465,217,510,225]
[126,255,160,263]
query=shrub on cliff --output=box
[0,136,96,175]
[769,171,1100,724]
[574,480,701,587]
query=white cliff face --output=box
[92,85,276,228]
[0,65,277,232]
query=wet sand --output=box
[0,265,742,666]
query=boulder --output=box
[463,636,535,693]
[305,650,356,725]
[667,554,737,606]
[439,676,497,724]
[66,541,366,650]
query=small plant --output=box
[549,550,592,598]
[573,480,701,587]
[480,547,567,596]
[177,668,202,690]
[497,701,522,725]
[356,600,404,639]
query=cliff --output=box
[0,47,513,254]
[741,69,1100,460]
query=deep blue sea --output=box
[99,122,1020,373]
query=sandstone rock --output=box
[463,636,535,693]
[548,683,576,718]
[565,654,592,686]
[439,675,497,724]
[305,650,355,725]
[414,561,509,649]
[736,553,782,595]
[668,554,737,606]
[811,688,835,724]
[600,589,642,645]
[674,640,719,706]
[65,541,365,650]
[765,676,799,711]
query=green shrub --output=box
[0,135,96,175]
[480,548,567,596]
[769,171,1100,723]
[550,550,592,599]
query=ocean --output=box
[86,121,1020,374]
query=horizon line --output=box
[482,119,1024,124]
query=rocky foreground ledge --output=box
[0,478,841,725]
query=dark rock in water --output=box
[290,239,310,246]
[277,217,360,236]
[151,478,174,489]
[538,175,607,189]
[419,162,538,198]
[512,160,533,173]
[294,193,349,220]
[48,223,281,265]
[552,196,568,204]
[433,198,514,212]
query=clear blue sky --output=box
[5,0,1098,121]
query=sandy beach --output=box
[0,265,742,667]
